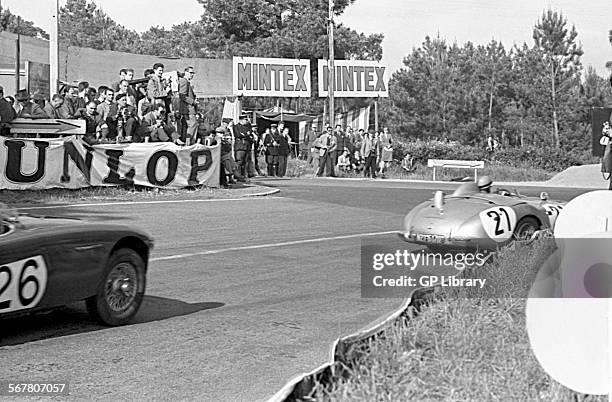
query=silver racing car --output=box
[399,179,565,251]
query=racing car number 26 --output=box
[0,255,47,314]
[479,206,518,242]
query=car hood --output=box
[14,215,151,241]
[16,214,87,230]
[406,195,526,236]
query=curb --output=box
[242,188,280,197]
[267,287,434,402]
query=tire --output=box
[86,248,146,326]
[513,217,539,241]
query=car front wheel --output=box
[86,248,146,326]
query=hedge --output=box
[393,140,598,173]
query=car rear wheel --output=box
[86,248,146,326]
[513,217,539,241]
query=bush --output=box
[393,140,598,173]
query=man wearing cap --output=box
[263,123,281,176]
[0,86,17,125]
[232,114,252,177]
[15,90,47,119]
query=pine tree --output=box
[532,9,583,148]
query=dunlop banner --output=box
[0,136,220,190]
[318,60,389,98]
[233,57,311,97]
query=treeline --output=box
[2,1,611,153]
[382,10,612,151]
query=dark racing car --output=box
[0,204,153,326]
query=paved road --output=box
[0,179,589,401]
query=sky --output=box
[3,0,611,76]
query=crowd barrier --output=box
[268,287,435,402]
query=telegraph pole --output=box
[15,16,20,92]
[328,0,335,127]
[50,0,59,96]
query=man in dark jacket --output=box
[263,124,281,176]
[75,101,104,144]
[0,86,16,124]
[43,94,67,119]
[277,127,291,177]
[233,114,252,177]
[178,67,198,143]
[15,90,47,119]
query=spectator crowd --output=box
[0,63,400,187]
[0,64,200,146]
[302,124,395,179]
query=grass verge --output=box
[310,239,606,401]
[0,183,275,207]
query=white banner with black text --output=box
[0,136,220,190]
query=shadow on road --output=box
[0,295,224,347]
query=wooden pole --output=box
[50,0,59,96]
[328,0,335,128]
[374,99,379,132]
[15,17,20,92]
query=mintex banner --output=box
[0,136,220,190]
[233,57,311,97]
[318,60,388,98]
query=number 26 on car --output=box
[0,256,47,314]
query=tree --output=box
[606,29,612,70]
[59,0,140,51]
[0,7,48,39]
[532,9,583,148]
[185,0,382,61]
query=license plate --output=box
[415,234,445,243]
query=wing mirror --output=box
[434,190,445,213]
[540,192,549,201]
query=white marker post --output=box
[49,0,59,96]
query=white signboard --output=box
[318,60,389,98]
[9,118,86,135]
[0,136,220,190]
[233,57,311,97]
